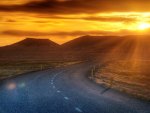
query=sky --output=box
[0,0,150,46]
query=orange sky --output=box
[0,0,150,46]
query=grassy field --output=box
[0,60,80,80]
[92,60,150,100]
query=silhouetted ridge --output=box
[0,35,149,60]
[62,35,122,50]
[0,38,61,60]
[14,38,59,47]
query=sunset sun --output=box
[138,22,150,30]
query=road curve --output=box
[0,63,149,113]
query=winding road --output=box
[0,63,149,113]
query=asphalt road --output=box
[0,63,149,113]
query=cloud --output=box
[0,0,150,14]
[82,17,136,23]
[6,19,16,22]
[1,30,52,36]
[1,30,115,37]
[3,28,150,38]
[31,16,136,23]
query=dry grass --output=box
[0,60,81,80]
[93,60,150,100]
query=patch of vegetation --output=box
[0,60,81,80]
[92,60,150,100]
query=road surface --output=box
[0,63,149,113]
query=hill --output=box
[0,35,150,61]
[12,38,59,47]
[62,35,150,60]
[0,38,61,60]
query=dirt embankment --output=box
[91,60,150,101]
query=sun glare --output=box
[138,22,150,30]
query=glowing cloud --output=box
[138,22,150,30]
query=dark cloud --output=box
[6,19,16,22]
[82,17,136,23]
[3,29,150,38]
[1,30,115,37]
[0,0,150,14]
[31,16,136,23]
[1,30,52,36]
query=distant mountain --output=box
[62,35,150,60]
[0,38,60,60]
[62,35,122,51]
[0,35,149,61]
[14,38,59,47]
[62,35,103,49]
[2,38,59,49]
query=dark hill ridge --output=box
[0,35,150,60]
[14,38,59,47]
[2,38,59,49]
[61,35,123,50]
[62,35,102,49]
[61,35,150,60]
[62,35,150,52]
[0,38,60,52]
[0,38,61,60]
